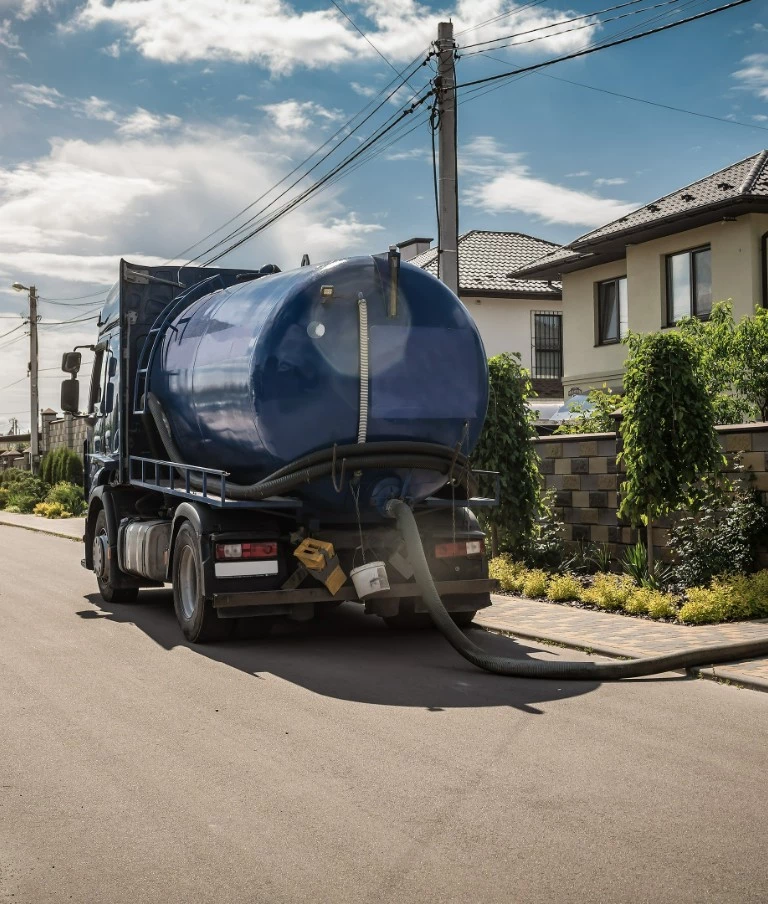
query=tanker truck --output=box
[60,251,498,643]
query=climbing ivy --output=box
[472,352,541,556]
[618,331,724,565]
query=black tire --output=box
[172,522,232,643]
[93,509,139,604]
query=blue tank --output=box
[150,256,488,511]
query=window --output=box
[666,246,711,324]
[597,277,628,345]
[531,311,563,379]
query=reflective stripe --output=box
[214,561,279,578]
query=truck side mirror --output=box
[61,379,80,414]
[62,351,82,375]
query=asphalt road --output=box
[1,524,767,904]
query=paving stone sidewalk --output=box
[0,511,84,540]
[477,594,768,692]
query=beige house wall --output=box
[562,212,768,396]
[460,294,563,370]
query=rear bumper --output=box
[212,578,497,610]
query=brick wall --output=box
[43,415,89,458]
[534,423,768,561]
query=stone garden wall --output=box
[533,423,768,562]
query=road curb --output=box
[476,620,768,694]
[0,516,82,542]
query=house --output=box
[399,231,564,397]
[512,150,768,397]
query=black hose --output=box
[386,498,768,680]
[147,394,472,500]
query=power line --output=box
[203,87,435,264]
[0,322,26,341]
[453,0,753,91]
[459,0,686,56]
[329,0,419,92]
[537,71,768,131]
[196,79,434,265]
[176,55,432,265]
[454,0,551,38]
[461,0,667,48]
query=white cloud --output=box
[0,0,58,19]
[733,54,768,100]
[71,0,601,75]
[12,83,64,108]
[0,127,383,421]
[0,18,23,53]
[116,107,182,136]
[565,170,590,178]
[351,81,377,98]
[10,83,180,133]
[594,177,627,186]
[753,113,768,122]
[261,100,344,133]
[101,39,121,57]
[462,136,636,227]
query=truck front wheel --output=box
[172,522,231,643]
[94,510,139,604]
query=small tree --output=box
[732,306,768,422]
[555,385,621,435]
[619,331,723,570]
[472,352,541,557]
[677,302,753,425]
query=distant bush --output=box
[34,501,74,519]
[5,473,48,513]
[0,487,8,510]
[0,468,30,487]
[582,574,634,611]
[522,569,549,598]
[679,572,768,624]
[546,573,583,602]
[41,448,82,486]
[44,482,86,516]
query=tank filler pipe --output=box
[386,498,768,681]
[357,294,369,445]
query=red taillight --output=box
[434,539,484,559]
[215,541,278,561]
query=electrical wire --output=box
[175,55,433,266]
[201,87,435,264]
[454,0,551,38]
[536,71,768,132]
[460,0,677,50]
[459,0,686,57]
[0,322,26,342]
[453,0,751,91]
[329,0,420,93]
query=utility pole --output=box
[28,285,39,474]
[436,20,459,296]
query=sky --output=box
[0,0,766,431]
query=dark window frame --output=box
[665,244,712,326]
[596,276,627,346]
[531,310,563,380]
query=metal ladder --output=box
[132,274,224,415]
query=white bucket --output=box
[350,561,390,599]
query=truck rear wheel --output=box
[172,522,232,643]
[94,510,139,604]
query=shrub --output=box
[4,474,48,513]
[679,584,735,625]
[636,587,678,619]
[582,574,634,611]
[522,569,549,598]
[473,352,541,557]
[0,487,8,510]
[555,385,621,435]
[546,573,582,602]
[33,501,74,519]
[1,468,32,487]
[668,482,768,589]
[45,482,86,516]
[489,556,527,593]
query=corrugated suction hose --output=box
[386,498,768,680]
